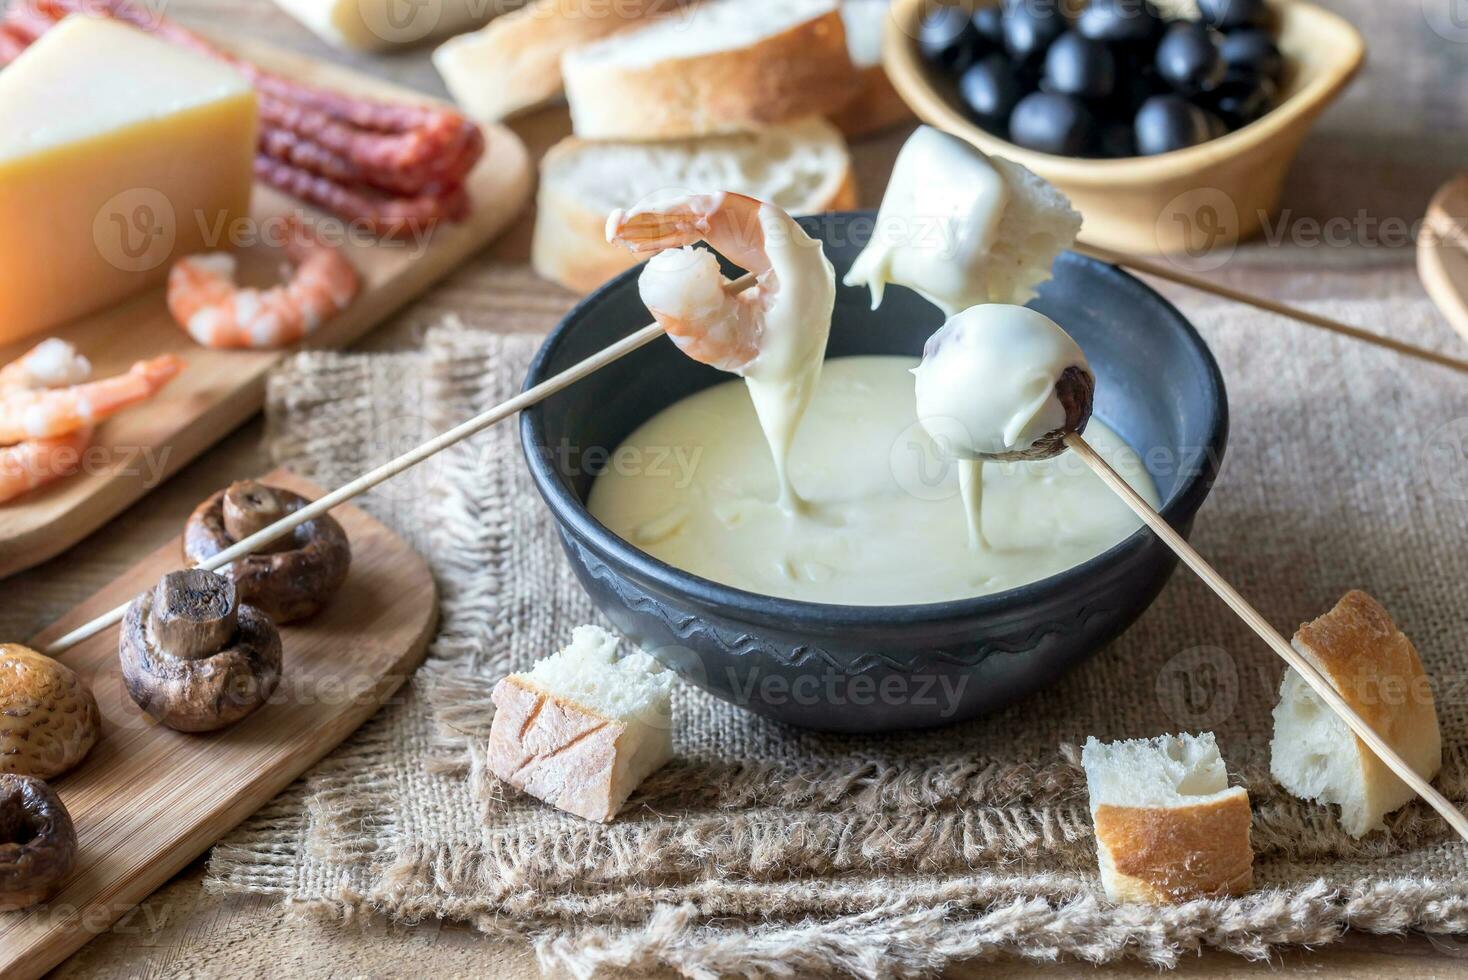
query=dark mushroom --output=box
[119,569,282,733]
[183,481,351,623]
[981,365,1095,462]
[0,774,77,912]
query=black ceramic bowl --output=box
[521,212,1228,733]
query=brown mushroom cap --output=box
[182,481,351,623]
[120,570,283,733]
[0,773,77,912]
[978,366,1095,463]
[0,644,101,781]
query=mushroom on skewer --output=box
[184,481,351,623]
[119,569,283,733]
[0,773,77,911]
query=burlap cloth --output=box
[207,294,1468,977]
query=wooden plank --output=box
[0,468,439,980]
[0,37,532,578]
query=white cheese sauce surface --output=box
[588,355,1159,605]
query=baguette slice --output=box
[1271,590,1442,838]
[533,116,857,293]
[487,625,674,823]
[272,0,515,51]
[434,0,676,121]
[562,0,860,141]
[828,0,912,138]
[1082,732,1253,905]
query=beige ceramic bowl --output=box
[884,0,1364,253]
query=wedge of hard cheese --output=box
[0,15,257,346]
[487,625,674,822]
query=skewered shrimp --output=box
[0,428,92,504]
[606,191,836,512]
[605,191,834,375]
[167,217,361,350]
[0,355,182,444]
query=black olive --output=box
[1155,21,1226,95]
[1043,31,1116,98]
[1197,0,1271,31]
[919,5,980,72]
[960,53,1026,123]
[1009,91,1097,155]
[1098,121,1138,158]
[1002,0,1068,64]
[1076,0,1163,45]
[1209,72,1277,127]
[972,5,1006,47]
[1219,28,1283,84]
[1134,94,1215,154]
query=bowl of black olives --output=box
[885,0,1363,253]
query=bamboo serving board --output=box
[0,37,532,578]
[0,469,438,980]
[1418,174,1468,345]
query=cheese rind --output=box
[0,16,257,345]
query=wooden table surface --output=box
[5,0,1468,975]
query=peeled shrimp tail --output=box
[0,427,92,504]
[167,215,360,351]
[0,339,91,391]
[0,354,183,443]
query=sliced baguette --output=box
[533,116,857,293]
[1271,590,1442,838]
[486,625,674,823]
[828,0,913,138]
[1082,732,1253,905]
[433,0,677,122]
[562,0,860,141]
[273,0,515,51]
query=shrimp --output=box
[606,192,836,513]
[167,217,360,350]
[0,339,91,391]
[0,427,92,504]
[0,355,182,444]
[605,192,796,374]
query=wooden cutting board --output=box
[0,468,438,980]
[0,36,532,579]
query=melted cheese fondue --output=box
[916,304,1092,550]
[588,356,1159,605]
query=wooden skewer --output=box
[1074,240,1468,376]
[1063,431,1468,843]
[42,273,759,656]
